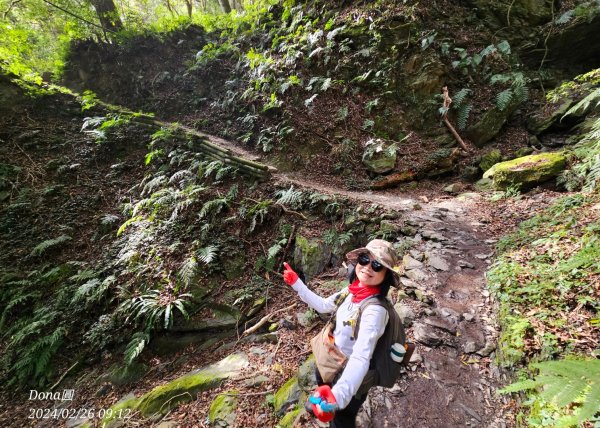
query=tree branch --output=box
[241,303,297,337]
[441,87,470,152]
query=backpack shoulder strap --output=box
[352,296,389,340]
[354,296,406,343]
[328,288,350,326]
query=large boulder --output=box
[293,235,332,281]
[482,152,567,189]
[466,98,522,147]
[135,353,248,417]
[362,138,397,174]
[527,97,574,135]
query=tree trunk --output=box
[185,0,192,17]
[218,0,231,13]
[90,0,123,32]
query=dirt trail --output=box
[274,168,506,426]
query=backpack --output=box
[326,287,413,392]
[355,296,414,388]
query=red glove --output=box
[308,385,338,422]
[282,262,299,286]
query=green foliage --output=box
[80,90,99,112]
[81,114,130,143]
[120,287,192,332]
[124,332,151,365]
[488,193,599,371]
[500,359,600,426]
[491,72,529,110]
[559,88,600,192]
[30,235,72,256]
[448,88,472,130]
[274,186,303,208]
[323,229,353,253]
[452,41,511,74]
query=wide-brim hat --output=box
[346,239,402,283]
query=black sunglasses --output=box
[357,253,385,272]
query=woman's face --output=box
[355,255,387,287]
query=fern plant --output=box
[491,72,529,111]
[559,92,600,192]
[449,88,472,130]
[500,359,600,426]
[275,186,304,208]
[30,235,72,257]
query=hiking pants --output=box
[315,369,369,428]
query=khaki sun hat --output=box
[346,239,402,282]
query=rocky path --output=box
[362,197,506,428]
[276,171,507,427]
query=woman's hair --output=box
[347,264,395,297]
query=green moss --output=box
[208,390,239,426]
[273,377,300,414]
[293,235,331,280]
[479,149,502,172]
[101,397,140,428]
[483,152,566,189]
[278,406,301,428]
[136,353,248,417]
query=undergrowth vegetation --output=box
[488,69,600,426]
[0,79,402,389]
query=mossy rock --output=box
[482,152,567,189]
[362,138,397,174]
[101,395,140,428]
[297,354,317,390]
[273,376,301,416]
[136,353,248,417]
[479,149,502,172]
[172,303,241,333]
[527,98,574,134]
[208,390,239,427]
[293,235,332,281]
[278,406,302,428]
[466,99,521,147]
[223,251,245,280]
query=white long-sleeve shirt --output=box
[291,278,388,409]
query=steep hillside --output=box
[62,0,600,188]
[1,0,599,426]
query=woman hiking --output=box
[283,239,401,427]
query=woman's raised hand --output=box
[282,262,299,285]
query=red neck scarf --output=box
[348,279,380,303]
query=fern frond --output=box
[69,269,97,283]
[267,243,282,260]
[199,198,229,219]
[453,88,471,106]
[226,184,239,201]
[169,169,194,185]
[124,332,150,365]
[275,186,303,207]
[30,235,72,257]
[141,175,167,196]
[457,103,472,130]
[0,292,39,331]
[502,359,600,426]
[179,256,199,287]
[582,154,600,193]
[72,279,101,304]
[563,88,600,119]
[496,89,513,111]
[197,246,218,264]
